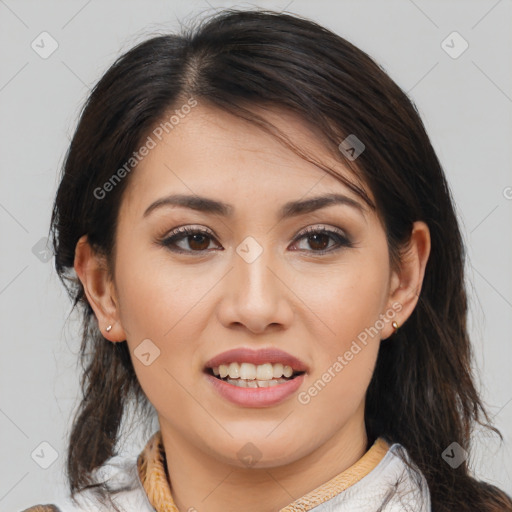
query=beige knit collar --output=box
[137,430,389,512]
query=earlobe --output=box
[73,234,126,342]
[382,221,431,340]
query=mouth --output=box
[204,362,306,388]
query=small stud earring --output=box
[105,325,112,333]
[392,321,399,333]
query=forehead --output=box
[120,103,373,216]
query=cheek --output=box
[308,254,390,347]
[299,252,388,404]
[113,241,204,339]
[299,278,383,422]
[112,250,205,416]
[112,244,217,391]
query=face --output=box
[102,104,403,468]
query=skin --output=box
[74,103,430,512]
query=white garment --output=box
[45,443,431,512]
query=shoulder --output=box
[20,455,155,512]
[315,441,431,511]
[367,442,431,511]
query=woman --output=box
[23,8,512,512]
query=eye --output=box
[160,226,221,254]
[289,225,353,254]
[159,224,353,255]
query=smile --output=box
[203,348,308,406]
[206,362,305,388]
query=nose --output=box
[216,240,294,334]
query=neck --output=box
[159,407,369,512]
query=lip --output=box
[204,371,306,407]
[203,347,309,372]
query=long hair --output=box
[49,8,512,511]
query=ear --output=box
[381,221,431,340]
[74,234,127,342]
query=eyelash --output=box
[159,224,353,256]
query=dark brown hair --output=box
[49,8,512,511]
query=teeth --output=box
[256,363,274,380]
[212,362,298,380]
[273,363,284,378]
[240,362,256,380]
[225,377,291,388]
[228,362,240,378]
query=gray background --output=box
[1,0,511,510]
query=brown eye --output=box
[290,226,352,254]
[160,225,352,256]
[161,226,220,253]
[187,233,211,251]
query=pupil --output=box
[189,234,209,250]
[309,234,328,251]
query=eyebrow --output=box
[143,193,367,220]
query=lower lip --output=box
[204,372,306,407]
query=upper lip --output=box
[204,347,308,373]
